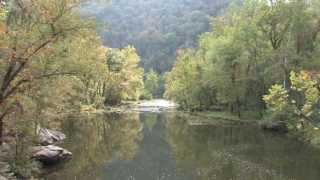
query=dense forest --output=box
[0,0,145,177]
[1,0,320,179]
[85,0,231,73]
[0,0,145,128]
[165,0,320,136]
[81,0,232,97]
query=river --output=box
[44,100,320,180]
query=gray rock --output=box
[37,128,66,145]
[32,145,72,165]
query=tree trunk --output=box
[236,98,241,119]
[0,117,3,145]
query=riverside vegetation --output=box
[0,0,145,178]
[0,0,320,179]
[165,0,320,143]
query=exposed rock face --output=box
[261,121,288,133]
[32,145,72,165]
[37,128,66,145]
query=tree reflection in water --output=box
[166,113,320,180]
[45,112,142,180]
[45,112,320,180]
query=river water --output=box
[44,104,320,180]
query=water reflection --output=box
[45,113,142,180]
[100,113,188,180]
[167,113,320,180]
[44,112,320,180]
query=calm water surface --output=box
[44,111,320,180]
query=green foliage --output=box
[0,3,8,21]
[144,69,161,98]
[0,0,108,120]
[0,0,144,177]
[140,89,153,100]
[263,85,289,113]
[165,0,320,118]
[83,0,234,97]
[106,49,124,72]
[5,109,41,178]
[84,0,231,73]
[165,49,212,111]
[262,84,295,121]
[264,71,320,126]
[104,46,144,105]
[9,139,41,179]
[290,71,320,117]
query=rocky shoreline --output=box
[32,128,72,165]
[0,128,72,179]
[0,143,16,180]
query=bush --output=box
[140,90,153,100]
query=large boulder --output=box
[261,121,288,133]
[32,145,72,165]
[37,128,66,145]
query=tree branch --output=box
[2,71,78,101]
[0,107,11,122]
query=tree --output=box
[84,0,231,73]
[144,69,160,98]
[0,0,110,143]
[165,49,213,111]
[165,0,320,118]
[105,46,144,105]
[263,71,320,128]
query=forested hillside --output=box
[1,0,320,179]
[84,0,231,73]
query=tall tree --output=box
[0,0,105,143]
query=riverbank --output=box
[0,144,17,180]
[184,110,320,149]
[104,103,287,134]
[0,127,72,180]
[0,100,176,179]
[85,99,177,114]
[3,100,318,179]
[187,111,260,125]
[88,102,320,148]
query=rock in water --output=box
[32,145,72,165]
[261,121,288,133]
[37,128,66,145]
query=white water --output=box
[134,99,176,113]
